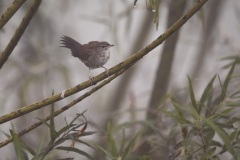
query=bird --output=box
[60,36,114,79]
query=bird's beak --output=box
[110,44,114,47]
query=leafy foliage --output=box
[94,121,148,160]
[160,59,240,159]
[11,108,94,160]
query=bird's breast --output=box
[82,51,110,69]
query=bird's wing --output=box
[60,36,90,60]
[82,41,100,56]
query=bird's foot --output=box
[105,69,110,77]
[89,76,94,85]
[88,68,94,85]
[102,66,109,77]
[61,90,66,98]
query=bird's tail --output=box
[60,36,89,59]
[60,36,82,49]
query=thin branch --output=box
[0,0,209,125]
[0,68,126,148]
[0,0,27,29]
[0,0,42,69]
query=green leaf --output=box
[33,131,46,160]
[218,58,237,103]
[107,121,119,158]
[73,139,95,150]
[56,146,94,160]
[221,56,240,69]
[187,76,198,112]
[57,123,77,137]
[202,127,215,141]
[17,139,36,156]
[207,147,216,157]
[220,55,239,61]
[206,84,214,117]
[170,97,185,117]
[230,130,239,141]
[208,140,222,147]
[159,108,193,125]
[200,75,216,104]
[122,132,141,159]
[50,90,57,143]
[114,120,149,132]
[225,101,240,107]
[188,103,200,121]
[36,118,51,128]
[94,144,114,159]
[222,107,235,115]
[53,158,74,160]
[67,110,88,129]
[209,108,235,121]
[135,155,150,160]
[176,138,202,149]
[78,131,96,137]
[203,117,236,158]
[10,130,29,160]
[229,90,240,98]
[119,129,126,155]
[0,130,11,138]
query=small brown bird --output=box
[60,36,114,78]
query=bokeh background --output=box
[0,0,240,159]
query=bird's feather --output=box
[60,36,90,60]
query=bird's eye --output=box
[101,44,107,48]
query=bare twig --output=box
[0,0,42,69]
[0,0,27,29]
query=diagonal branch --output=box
[0,0,208,125]
[0,0,42,69]
[0,0,27,29]
[0,68,126,148]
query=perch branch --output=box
[0,68,126,148]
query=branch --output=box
[0,0,42,69]
[0,68,126,148]
[0,0,208,125]
[0,0,27,29]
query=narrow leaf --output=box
[10,130,29,160]
[203,118,236,158]
[73,139,95,150]
[56,146,94,160]
[122,132,140,159]
[200,75,216,104]
[159,108,193,125]
[219,58,237,103]
[170,97,185,116]
[187,76,198,112]
[107,121,119,157]
[50,90,57,143]
[207,147,216,157]
[119,129,126,154]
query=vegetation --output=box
[0,0,240,159]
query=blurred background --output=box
[0,0,240,159]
